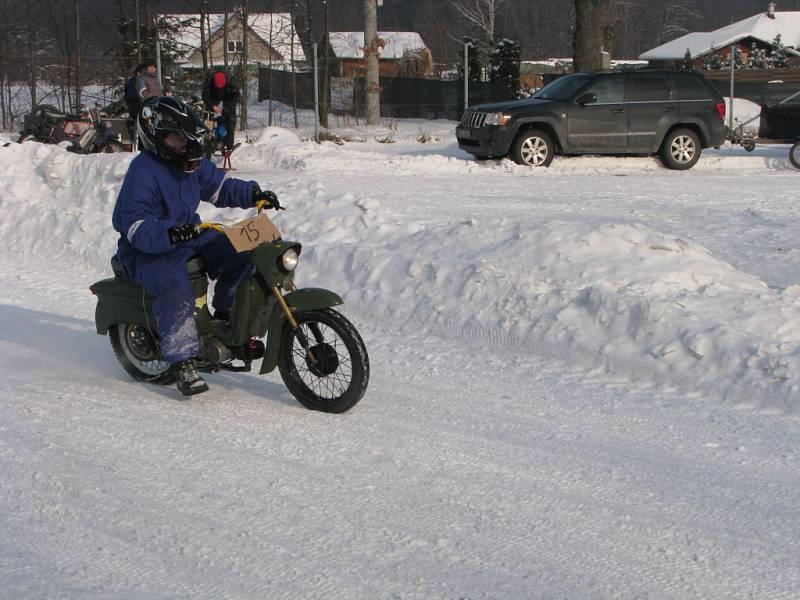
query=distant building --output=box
[161,13,306,73]
[640,9,800,68]
[328,32,433,78]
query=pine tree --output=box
[458,37,483,82]
[724,46,745,70]
[748,45,768,70]
[771,34,793,69]
[682,48,694,71]
[489,38,520,100]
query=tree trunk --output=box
[290,1,298,128]
[240,0,249,133]
[74,0,81,112]
[364,0,379,125]
[223,0,229,69]
[200,0,208,73]
[27,0,37,109]
[319,0,330,128]
[572,0,614,73]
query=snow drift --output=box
[1,139,798,410]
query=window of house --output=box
[227,40,244,53]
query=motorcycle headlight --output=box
[484,112,511,126]
[279,247,299,272]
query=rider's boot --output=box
[173,359,209,396]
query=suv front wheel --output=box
[510,129,554,167]
[660,128,701,170]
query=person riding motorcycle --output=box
[111,96,280,396]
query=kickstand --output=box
[222,149,235,171]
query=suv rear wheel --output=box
[660,128,701,170]
[510,129,554,167]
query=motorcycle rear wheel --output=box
[278,309,369,413]
[109,324,174,384]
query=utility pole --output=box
[364,0,379,125]
[135,0,141,64]
[74,0,81,111]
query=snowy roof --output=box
[161,13,305,64]
[640,11,800,60]
[329,32,427,60]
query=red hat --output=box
[213,71,227,89]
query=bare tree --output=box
[660,0,702,42]
[240,0,248,132]
[449,0,510,48]
[74,0,81,111]
[26,0,37,108]
[573,0,614,72]
[200,0,208,73]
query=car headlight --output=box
[484,112,511,126]
[279,247,299,272]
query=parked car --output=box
[456,69,727,170]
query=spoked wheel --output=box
[510,129,555,167]
[789,141,800,170]
[660,128,701,170]
[109,324,173,384]
[278,309,369,413]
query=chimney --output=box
[768,2,776,19]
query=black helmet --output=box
[137,96,208,172]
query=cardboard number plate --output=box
[222,214,282,252]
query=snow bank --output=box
[1,139,798,410]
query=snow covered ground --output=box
[1,131,799,597]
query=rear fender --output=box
[259,287,344,374]
[91,277,156,334]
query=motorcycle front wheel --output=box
[277,309,369,413]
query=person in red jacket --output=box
[202,68,240,151]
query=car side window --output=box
[583,77,625,104]
[674,77,711,101]
[628,77,671,102]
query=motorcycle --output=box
[89,208,369,413]
[19,105,126,154]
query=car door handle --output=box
[611,108,625,114]
[661,107,675,112]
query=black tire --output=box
[109,324,174,384]
[789,141,800,170]
[660,128,701,170]
[277,309,369,413]
[510,129,555,167]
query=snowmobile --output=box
[90,209,369,413]
[19,105,126,153]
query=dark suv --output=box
[456,70,727,170]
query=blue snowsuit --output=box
[112,151,259,364]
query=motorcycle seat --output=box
[111,255,207,279]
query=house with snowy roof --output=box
[328,32,433,78]
[640,5,800,68]
[161,13,305,73]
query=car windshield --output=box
[533,74,591,101]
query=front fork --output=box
[271,285,320,365]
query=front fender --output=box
[259,287,344,374]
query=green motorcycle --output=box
[90,213,369,413]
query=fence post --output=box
[729,44,735,132]
[313,42,320,143]
[464,41,469,113]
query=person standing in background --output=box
[202,68,240,152]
